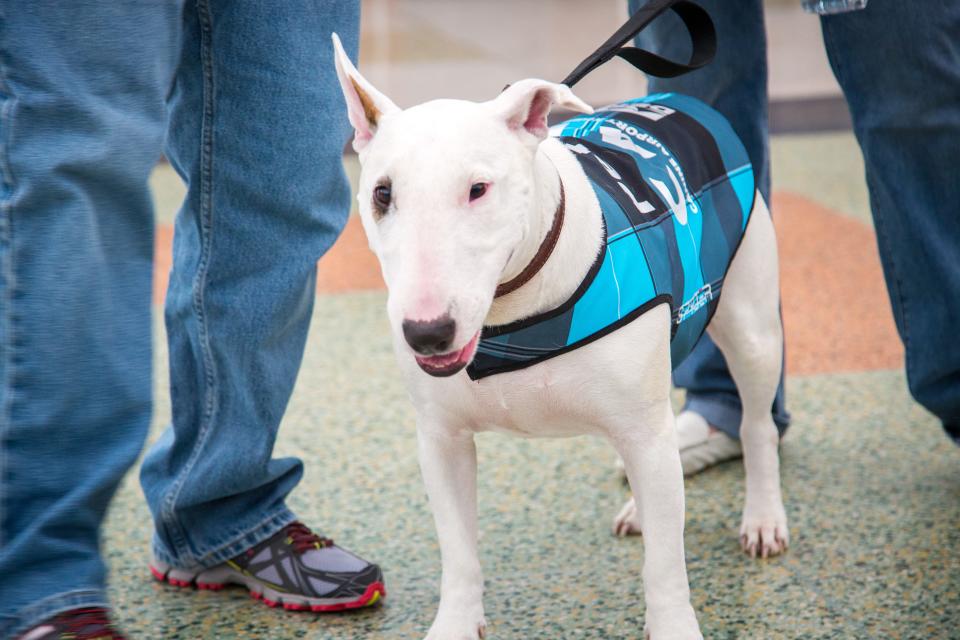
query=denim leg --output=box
[0,2,180,637]
[627,0,790,438]
[821,5,960,443]
[139,0,361,568]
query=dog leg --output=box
[417,425,486,640]
[707,196,789,558]
[612,489,643,537]
[611,400,702,640]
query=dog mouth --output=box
[414,331,481,377]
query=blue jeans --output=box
[629,0,960,442]
[0,2,180,636]
[0,0,358,636]
[139,0,359,571]
[629,0,789,438]
[140,0,359,566]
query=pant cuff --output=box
[684,394,791,440]
[151,505,297,570]
[2,589,109,640]
[945,422,960,446]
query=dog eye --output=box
[469,183,488,202]
[372,183,392,213]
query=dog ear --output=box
[489,79,593,143]
[332,33,399,152]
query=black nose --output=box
[402,315,457,355]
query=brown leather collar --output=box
[494,180,566,299]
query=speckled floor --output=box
[108,3,960,636]
[130,140,960,639]
[135,133,960,637]
[105,295,959,639]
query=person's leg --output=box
[820,4,960,443]
[0,2,180,637]
[627,0,790,441]
[140,0,363,568]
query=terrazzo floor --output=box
[106,308,958,640]
[112,127,960,639]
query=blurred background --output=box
[128,1,957,638]
[353,0,849,131]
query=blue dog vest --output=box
[465,93,755,380]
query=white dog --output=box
[332,33,788,640]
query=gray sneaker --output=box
[149,521,385,612]
[614,410,742,477]
[675,410,742,476]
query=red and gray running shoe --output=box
[17,607,126,640]
[149,521,385,612]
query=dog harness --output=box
[466,93,755,380]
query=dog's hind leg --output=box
[706,194,789,558]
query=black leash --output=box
[560,0,716,87]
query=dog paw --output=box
[612,497,642,537]
[644,604,703,639]
[644,627,703,640]
[739,501,789,559]
[424,612,486,640]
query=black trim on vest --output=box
[477,218,609,341]
[469,294,675,380]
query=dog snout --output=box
[402,315,457,355]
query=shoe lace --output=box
[56,608,125,640]
[284,521,334,554]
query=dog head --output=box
[332,33,591,377]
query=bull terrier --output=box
[332,32,787,640]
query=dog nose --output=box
[402,315,457,355]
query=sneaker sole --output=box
[148,561,385,612]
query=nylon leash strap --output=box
[560,0,717,87]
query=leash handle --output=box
[560,0,717,86]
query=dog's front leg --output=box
[417,424,486,640]
[611,401,702,640]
